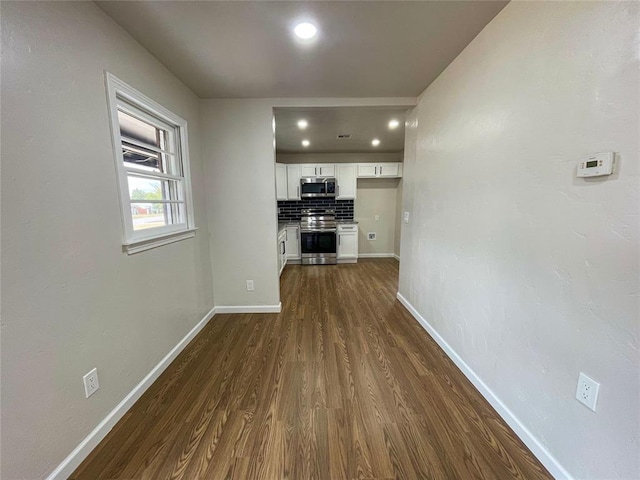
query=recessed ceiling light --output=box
[371,138,380,147]
[297,119,308,129]
[388,119,400,129]
[294,22,317,40]
[302,139,310,147]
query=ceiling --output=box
[96,1,508,99]
[275,106,408,153]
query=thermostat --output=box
[577,152,614,178]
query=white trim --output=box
[45,306,217,480]
[123,228,197,254]
[214,303,282,314]
[358,253,396,258]
[104,72,196,248]
[393,254,400,261]
[395,293,573,480]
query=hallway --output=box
[73,259,551,479]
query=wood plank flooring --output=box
[72,259,552,480]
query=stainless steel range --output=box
[300,208,337,265]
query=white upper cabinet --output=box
[300,164,336,178]
[275,163,288,200]
[286,164,302,200]
[336,164,357,200]
[356,162,403,178]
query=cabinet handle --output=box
[337,185,340,197]
[315,167,318,176]
[338,235,341,246]
[296,229,299,240]
[297,186,300,198]
[375,166,378,176]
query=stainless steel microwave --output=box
[300,177,336,198]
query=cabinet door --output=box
[275,163,288,200]
[336,164,357,199]
[357,164,378,178]
[378,163,400,177]
[300,165,317,177]
[285,226,300,260]
[338,232,358,259]
[286,165,301,200]
[317,164,335,177]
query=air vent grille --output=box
[337,134,352,139]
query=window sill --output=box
[123,228,198,255]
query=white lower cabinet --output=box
[285,225,300,261]
[278,229,287,276]
[337,223,358,263]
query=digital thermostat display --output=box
[577,152,614,178]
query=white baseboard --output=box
[393,254,400,261]
[358,253,396,258]
[214,303,282,314]
[395,293,573,480]
[45,305,217,480]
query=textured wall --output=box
[355,179,400,255]
[200,99,281,308]
[1,3,214,479]
[398,2,639,479]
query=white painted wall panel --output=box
[1,3,214,479]
[398,2,639,479]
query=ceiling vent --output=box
[337,134,352,139]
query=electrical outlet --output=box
[367,232,377,241]
[83,368,100,398]
[403,212,410,224]
[246,280,254,292]
[576,372,600,411]
[375,215,380,222]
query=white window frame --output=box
[105,72,196,254]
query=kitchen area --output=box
[274,107,407,275]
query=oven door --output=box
[300,229,337,264]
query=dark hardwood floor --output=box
[72,259,552,480]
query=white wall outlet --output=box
[576,372,600,411]
[403,211,410,224]
[83,368,100,398]
[367,232,377,240]
[246,280,254,291]
[375,215,380,222]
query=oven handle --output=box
[300,228,337,233]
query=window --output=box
[105,73,196,254]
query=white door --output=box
[300,165,317,177]
[287,165,301,200]
[357,164,378,178]
[338,232,358,259]
[317,164,335,177]
[285,226,300,260]
[336,164,357,199]
[378,163,400,177]
[275,163,288,200]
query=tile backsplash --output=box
[278,198,354,221]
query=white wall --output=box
[355,179,400,256]
[399,2,639,479]
[200,99,281,309]
[1,2,214,479]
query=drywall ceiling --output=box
[96,1,508,98]
[275,107,407,153]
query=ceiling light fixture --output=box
[302,139,310,147]
[371,138,380,147]
[294,22,317,40]
[297,119,308,129]
[388,119,400,129]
